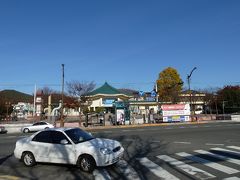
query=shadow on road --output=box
[0,154,12,165]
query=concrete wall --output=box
[231,115,240,121]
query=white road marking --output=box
[157,155,215,180]
[138,157,179,180]
[206,143,224,146]
[195,150,240,165]
[223,177,240,180]
[5,136,17,138]
[93,169,111,180]
[103,131,113,133]
[136,129,145,131]
[227,146,240,151]
[174,141,191,144]
[116,160,141,180]
[191,126,198,128]
[176,152,239,174]
[211,147,240,157]
[151,140,161,143]
[122,130,132,132]
[124,139,134,142]
[151,128,160,131]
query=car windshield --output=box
[65,128,94,144]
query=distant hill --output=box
[0,90,33,104]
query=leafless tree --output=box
[66,81,96,126]
[202,87,219,115]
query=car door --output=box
[37,122,48,131]
[47,131,76,164]
[31,131,52,162]
[31,122,41,131]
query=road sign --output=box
[139,91,145,96]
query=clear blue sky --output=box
[0,0,240,94]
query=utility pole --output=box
[5,102,11,121]
[222,101,227,120]
[60,64,65,127]
[33,84,36,117]
[187,67,197,117]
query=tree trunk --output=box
[215,101,218,115]
[60,119,64,127]
[79,108,82,127]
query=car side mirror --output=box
[60,139,69,145]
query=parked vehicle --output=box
[22,121,54,133]
[14,127,124,172]
[0,126,7,134]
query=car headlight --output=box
[100,147,112,155]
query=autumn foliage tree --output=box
[38,87,76,119]
[156,67,183,103]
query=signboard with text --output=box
[162,104,190,122]
[102,98,116,107]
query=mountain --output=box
[0,90,33,104]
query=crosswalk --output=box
[94,145,240,180]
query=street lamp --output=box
[222,101,227,120]
[187,67,197,115]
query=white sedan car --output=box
[22,121,54,133]
[14,127,124,172]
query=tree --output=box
[39,87,58,108]
[216,85,240,114]
[156,67,183,103]
[202,87,220,114]
[66,81,96,126]
[37,87,77,122]
[0,90,32,120]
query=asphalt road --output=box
[0,121,240,180]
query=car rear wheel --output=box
[23,128,29,133]
[78,155,96,172]
[22,152,36,167]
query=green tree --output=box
[156,67,183,103]
[216,85,240,114]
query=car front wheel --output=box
[23,128,29,133]
[22,152,36,167]
[78,155,96,172]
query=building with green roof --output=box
[87,82,132,113]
